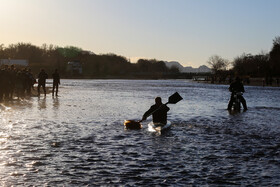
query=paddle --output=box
[166,92,183,104]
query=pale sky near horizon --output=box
[0,0,279,67]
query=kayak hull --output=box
[148,121,171,133]
[124,120,142,130]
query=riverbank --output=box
[198,77,280,87]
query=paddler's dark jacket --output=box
[143,104,170,123]
[229,80,245,93]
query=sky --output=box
[0,0,279,67]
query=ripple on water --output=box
[0,80,280,186]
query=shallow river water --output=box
[0,79,280,186]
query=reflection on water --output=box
[38,97,47,109]
[0,79,280,186]
[52,97,59,109]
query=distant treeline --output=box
[0,43,181,79]
[207,36,280,80]
[2,36,279,80]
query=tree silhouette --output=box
[269,36,280,76]
[232,53,269,77]
[207,55,229,74]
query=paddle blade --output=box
[168,92,183,104]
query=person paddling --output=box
[142,97,170,124]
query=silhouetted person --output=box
[9,65,16,99]
[2,65,10,100]
[142,97,170,124]
[15,70,26,99]
[52,69,60,96]
[227,77,248,111]
[37,69,48,96]
[0,67,5,101]
[26,68,35,96]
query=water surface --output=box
[1,79,280,186]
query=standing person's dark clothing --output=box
[227,77,248,111]
[142,97,170,124]
[0,69,4,101]
[37,69,48,96]
[52,69,60,96]
[9,66,17,99]
[0,66,12,101]
[15,70,25,99]
[2,66,10,100]
[26,69,35,96]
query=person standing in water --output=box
[227,77,248,111]
[142,97,170,124]
[37,69,48,96]
[52,69,60,97]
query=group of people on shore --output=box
[0,65,35,101]
[0,65,60,102]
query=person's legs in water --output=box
[52,82,58,96]
[227,94,234,110]
[52,83,55,96]
[239,96,248,111]
[42,84,46,96]
[55,84,58,96]
[37,83,41,96]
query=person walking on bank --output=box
[142,97,170,124]
[227,77,248,111]
[37,69,48,96]
[52,69,60,97]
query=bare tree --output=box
[207,55,229,73]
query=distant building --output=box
[67,61,83,75]
[0,59,29,66]
[192,75,210,81]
